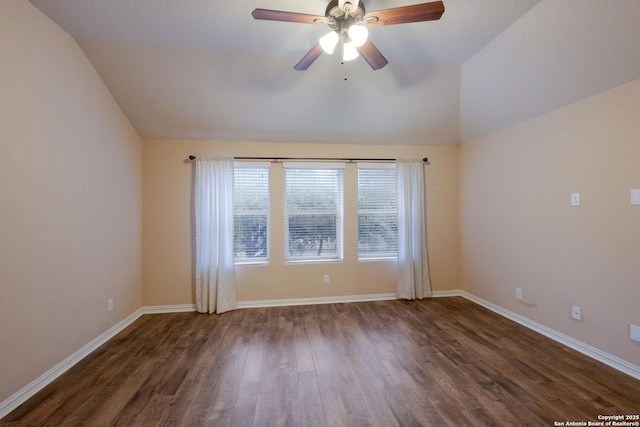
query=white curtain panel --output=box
[195,157,236,314]
[396,159,431,300]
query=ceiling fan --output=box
[252,0,445,71]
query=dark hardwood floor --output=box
[3,297,639,426]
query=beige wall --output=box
[460,78,640,366]
[142,140,459,305]
[0,1,141,403]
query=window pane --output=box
[358,166,397,259]
[234,166,269,263]
[285,167,343,261]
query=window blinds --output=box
[233,164,270,263]
[358,164,398,259]
[284,166,344,261]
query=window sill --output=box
[285,258,344,265]
[358,257,398,262]
[235,260,269,266]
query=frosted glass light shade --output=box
[348,24,368,47]
[342,41,359,61]
[319,31,339,54]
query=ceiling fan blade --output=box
[356,39,388,70]
[364,1,445,27]
[294,43,324,71]
[252,8,326,24]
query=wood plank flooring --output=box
[3,297,639,426]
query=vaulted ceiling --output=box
[29,0,639,146]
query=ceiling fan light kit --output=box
[321,25,367,61]
[320,0,368,61]
[252,0,445,71]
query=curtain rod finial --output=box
[189,155,196,160]
[423,157,429,163]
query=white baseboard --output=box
[0,308,144,419]
[431,289,462,298]
[236,289,461,309]
[142,304,197,314]
[0,303,196,419]
[4,290,639,419]
[460,290,640,381]
[237,292,396,309]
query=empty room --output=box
[1,0,639,425]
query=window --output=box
[284,164,344,262]
[358,164,397,259]
[234,163,269,263]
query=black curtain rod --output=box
[187,155,429,163]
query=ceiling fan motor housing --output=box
[325,0,366,35]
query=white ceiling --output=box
[28,0,541,145]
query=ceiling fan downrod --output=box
[339,0,360,16]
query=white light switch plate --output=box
[631,189,640,205]
[571,193,581,206]
[631,324,640,342]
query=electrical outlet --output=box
[572,306,581,320]
[515,288,523,300]
[323,275,330,284]
[107,298,114,312]
[630,324,640,342]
